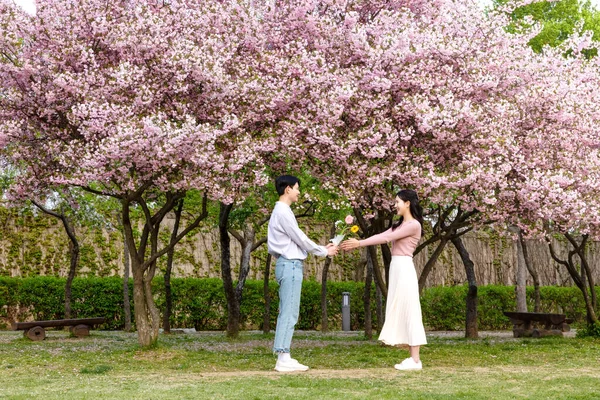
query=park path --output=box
[192,364,597,380]
[196,368,392,379]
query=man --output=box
[268,175,337,372]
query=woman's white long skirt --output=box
[378,256,427,347]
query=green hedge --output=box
[0,276,128,330]
[0,277,596,331]
[421,285,593,330]
[0,276,379,331]
[153,278,378,331]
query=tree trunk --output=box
[219,203,239,338]
[519,231,540,312]
[363,249,374,340]
[381,243,391,291]
[580,237,597,313]
[320,224,335,332]
[262,253,272,334]
[61,216,79,321]
[515,230,528,313]
[144,263,161,343]
[418,238,449,294]
[64,239,80,320]
[130,262,158,347]
[367,246,387,298]
[571,235,597,323]
[376,279,383,330]
[122,200,160,347]
[451,236,478,338]
[235,225,255,308]
[320,254,332,332]
[123,235,132,332]
[547,234,598,325]
[226,214,270,336]
[163,199,184,334]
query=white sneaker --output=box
[275,359,309,372]
[394,357,422,371]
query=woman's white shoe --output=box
[394,357,422,371]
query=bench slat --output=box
[503,312,566,325]
[11,318,106,331]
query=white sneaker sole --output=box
[394,364,422,371]
[274,366,309,372]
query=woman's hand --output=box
[340,238,360,251]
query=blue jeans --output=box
[272,257,304,353]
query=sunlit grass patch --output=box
[1,330,599,399]
[80,365,112,374]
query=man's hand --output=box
[326,243,338,256]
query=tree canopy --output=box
[496,0,600,55]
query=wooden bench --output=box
[503,312,572,338]
[11,318,106,341]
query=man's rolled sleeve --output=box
[281,213,328,257]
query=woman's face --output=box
[395,196,410,216]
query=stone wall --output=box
[0,209,595,287]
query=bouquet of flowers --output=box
[330,215,359,245]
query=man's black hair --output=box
[275,175,300,196]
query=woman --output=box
[340,189,426,370]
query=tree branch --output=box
[141,193,209,269]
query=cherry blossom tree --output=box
[258,0,600,335]
[0,0,274,346]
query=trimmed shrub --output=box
[71,277,129,330]
[155,278,227,331]
[1,276,598,331]
[421,285,468,330]
[576,322,600,338]
[17,276,65,321]
[477,285,516,330]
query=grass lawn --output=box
[1,329,600,399]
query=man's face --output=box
[286,183,300,203]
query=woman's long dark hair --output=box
[392,189,424,236]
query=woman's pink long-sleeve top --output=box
[358,219,421,257]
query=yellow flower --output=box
[350,225,359,233]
